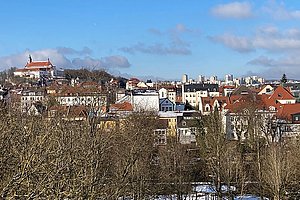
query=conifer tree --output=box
[280,73,287,84]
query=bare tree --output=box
[197,110,237,199]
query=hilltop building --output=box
[14,55,63,79]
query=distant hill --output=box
[64,68,127,84]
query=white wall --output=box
[132,93,159,112]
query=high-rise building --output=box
[182,74,188,83]
[210,75,217,84]
[198,75,205,83]
[225,74,233,83]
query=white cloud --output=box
[211,2,253,19]
[209,34,254,53]
[119,42,191,55]
[248,55,300,67]
[0,47,130,70]
[253,26,300,51]
[248,55,300,79]
[210,26,300,53]
[121,24,198,55]
[262,1,300,20]
[57,47,92,55]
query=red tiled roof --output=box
[277,104,300,121]
[225,94,267,112]
[48,105,88,118]
[110,102,133,111]
[269,86,294,100]
[261,86,295,109]
[202,96,229,111]
[15,68,28,72]
[26,61,52,67]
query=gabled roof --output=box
[26,60,53,68]
[277,103,300,121]
[219,85,236,94]
[202,96,229,106]
[110,102,133,111]
[48,105,88,118]
[268,85,294,100]
[159,98,174,105]
[231,85,255,96]
[225,94,267,112]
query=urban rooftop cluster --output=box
[1,56,300,199]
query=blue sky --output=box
[1,0,300,80]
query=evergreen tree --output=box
[280,73,287,84]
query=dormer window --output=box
[278,93,282,97]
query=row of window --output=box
[22,97,43,101]
[60,97,105,102]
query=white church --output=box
[14,55,63,79]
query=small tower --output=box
[28,55,32,63]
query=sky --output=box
[1,0,300,80]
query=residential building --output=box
[48,105,88,121]
[126,78,140,90]
[131,90,159,112]
[182,83,219,108]
[158,86,178,103]
[159,98,175,112]
[21,89,46,113]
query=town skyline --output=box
[2,1,300,80]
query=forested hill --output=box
[64,68,127,83]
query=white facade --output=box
[182,74,188,83]
[277,99,296,104]
[210,76,218,84]
[21,90,45,112]
[159,88,177,103]
[198,75,205,83]
[225,74,233,83]
[183,90,208,107]
[177,127,197,144]
[258,85,274,95]
[159,88,168,99]
[131,91,159,112]
[182,84,219,108]
[56,94,107,107]
[168,91,176,103]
